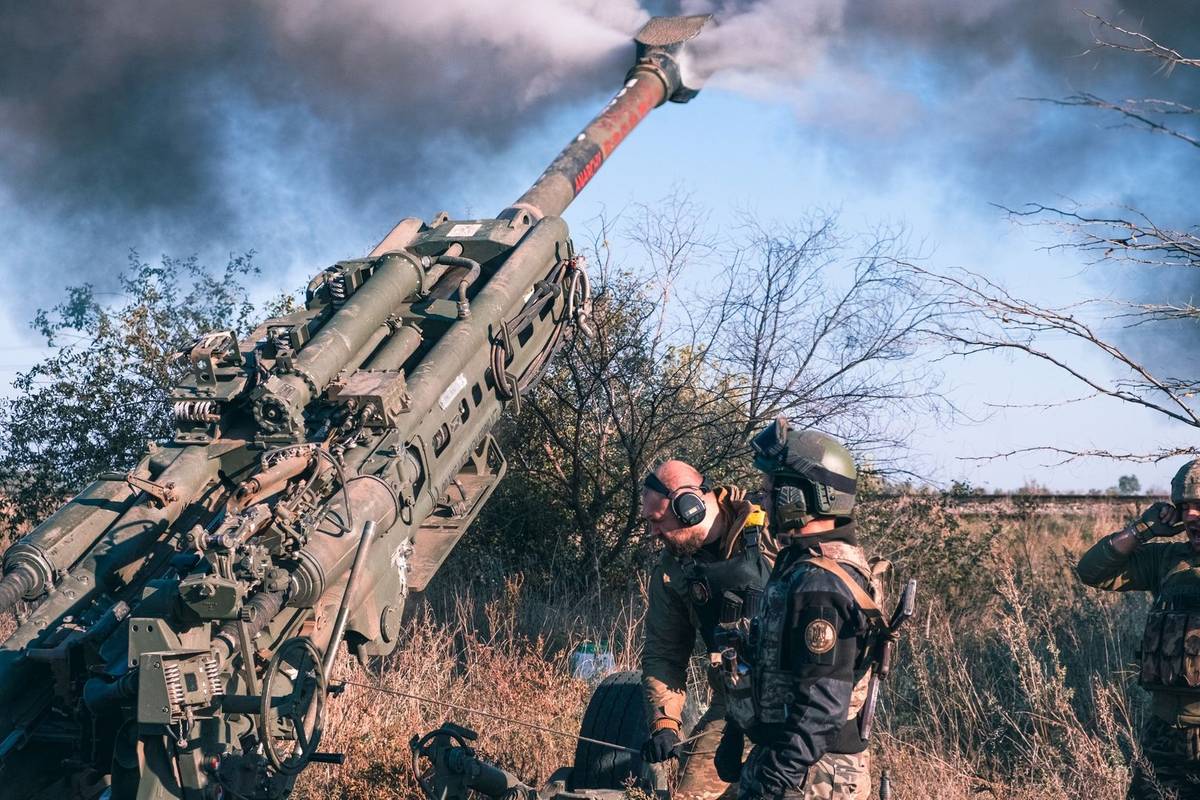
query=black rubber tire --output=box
[568,670,653,791]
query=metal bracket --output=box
[125,473,178,508]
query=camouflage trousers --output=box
[1129,717,1200,800]
[737,745,871,800]
[672,706,871,800]
[675,705,739,800]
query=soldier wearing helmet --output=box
[638,459,778,799]
[715,419,885,800]
[1077,460,1200,799]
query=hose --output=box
[433,255,481,319]
[0,565,39,616]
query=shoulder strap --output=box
[741,525,761,554]
[803,555,887,629]
[817,541,872,579]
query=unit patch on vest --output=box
[805,618,837,655]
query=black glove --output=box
[641,728,680,763]
[714,722,745,783]
[1130,501,1182,541]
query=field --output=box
[293,493,1155,799]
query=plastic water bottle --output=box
[571,641,615,680]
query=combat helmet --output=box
[750,417,857,532]
[1171,459,1200,506]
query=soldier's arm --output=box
[746,580,860,796]
[641,561,696,733]
[1075,528,1164,593]
[1077,502,1181,592]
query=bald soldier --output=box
[640,459,776,799]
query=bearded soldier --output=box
[640,459,777,799]
[1077,460,1200,799]
[716,420,886,800]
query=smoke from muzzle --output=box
[0,0,1195,308]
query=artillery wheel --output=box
[259,636,327,776]
[568,670,659,792]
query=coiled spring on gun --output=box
[329,272,348,305]
[203,657,225,696]
[173,400,220,423]
[162,662,185,712]
[268,326,293,353]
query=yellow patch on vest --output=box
[805,619,837,654]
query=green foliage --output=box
[0,251,282,530]
[857,490,1004,615]
[455,203,944,589]
[1116,474,1141,494]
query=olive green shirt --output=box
[1077,536,1200,723]
[641,486,777,730]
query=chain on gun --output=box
[0,15,711,800]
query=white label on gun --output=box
[439,373,468,409]
[446,223,481,238]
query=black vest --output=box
[680,526,773,653]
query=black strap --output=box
[643,471,709,497]
[742,526,760,555]
[784,461,856,495]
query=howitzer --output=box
[0,15,711,800]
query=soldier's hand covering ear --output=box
[641,728,680,763]
[714,721,744,782]
[1132,501,1183,541]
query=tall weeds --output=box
[297,495,1155,799]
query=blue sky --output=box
[558,88,1188,493]
[0,2,1194,492]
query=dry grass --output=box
[295,575,647,798]
[294,495,1155,799]
[868,493,1146,799]
[5,495,1153,798]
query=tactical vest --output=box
[679,521,773,654]
[1102,545,1200,724]
[1139,561,1200,692]
[745,541,885,728]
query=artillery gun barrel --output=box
[505,14,709,221]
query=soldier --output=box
[716,419,885,800]
[1077,460,1200,799]
[640,459,777,800]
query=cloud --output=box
[0,0,1195,305]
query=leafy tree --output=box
[0,251,281,531]
[1117,474,1141,494]
[460,198,947,587]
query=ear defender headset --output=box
[644,471,710,527]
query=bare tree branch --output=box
[1029,93,1200,149]
[958,445,1200,467]
[1083,11,1200,74]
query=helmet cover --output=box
[1171,459,1200,506]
